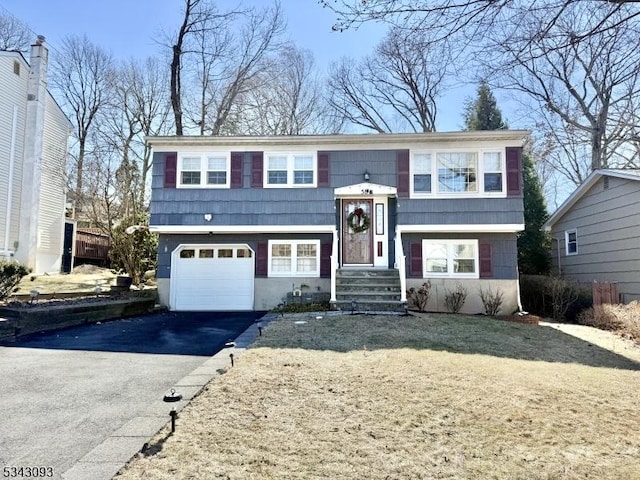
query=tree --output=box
[0,12,31,51]
[328,27,449,133]
[321,1,640,49]
[518,154,552,275]
[49,35,115,215]
[489,3,640,172]
[167,0,285,135]
[109,213,157,286]
[463,81,507,130]
[462,82,550,274]
[234,46,335,135]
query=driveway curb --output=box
[61,313,275,480]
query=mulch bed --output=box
[495,313,543,324]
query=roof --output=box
[146,130,530,149]
[542,169,640,231]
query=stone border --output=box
[0,295,159,340]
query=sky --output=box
[0,0,503,132]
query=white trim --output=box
[150,224,335,234]
[409,148,507,199]
[397,224,524,233]
[267,239,321,277]
[543,169,640,230]
[334,182,397,197]
[177,151,231,189]
[263,151,317,188]
[565,228,578,256]
[422,239,480,279]
[147,130,530,150]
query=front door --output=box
[342,199,373,265]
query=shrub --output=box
[0,261,30,301]
[444,283,468,314]
[519,275,592,321]
[271,302,331,313]
[479,285,504,316]
[109,213,157,286]
[406,281,432,312]
[577,302,640,343]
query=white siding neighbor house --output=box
[542,169,640,303]
[0,36,71,274]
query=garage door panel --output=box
[172,246,254,311]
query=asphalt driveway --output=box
[0,311,264,479]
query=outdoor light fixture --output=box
[163,388,183,433]
[363,170,370,182]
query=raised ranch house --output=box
[0,36,70,273]
[148,131,527,313]
[542,169,640,303]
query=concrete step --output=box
[337,269,400,278]
[336,291,401,300]
[336,282,401,291]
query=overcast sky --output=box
[1,0,514,132]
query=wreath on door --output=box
[347,207,370,233]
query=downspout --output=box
[554,237,562,276]
[330,228,338,302]
[4,105,18,255]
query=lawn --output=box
[116,313,640,480]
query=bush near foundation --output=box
[520,275,592,321]
[577,302,640,343]
[0,261,30,301]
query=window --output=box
[178,153,230,188]
[438,152,477,193]
[13,60,20,76]
[207,157,227,185]
[482,152,503,192]
[268,240,320,276]
[180,249,195,259]
[422,240,479,278]
[218,248,233,258]
[565,229,578,255]
[199,249,214,258]
[411,150,507,197]
[412,153,432,193]
[265,152,317,188]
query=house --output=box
[542,169,640,303]
[0,36,71,274]
[147,131,527,313]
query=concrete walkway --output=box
[0,311,267,480]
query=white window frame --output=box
[268,239,321,277]
[422,239,479,279]
[264,152,317,188]
[565,229,578,256]
[177,152,231,188]
[410,149,507,198]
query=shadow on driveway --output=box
[1,311,266,356]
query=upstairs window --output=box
[265,152,317,188]
[482,152,503,192]
[178,153,230,188]
[411,149,508,197]
[438,152,477,193]
[565,229,578,255]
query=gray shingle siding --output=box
[550,175,640,302]
[402,232,518,280]
[157,233,332,279]
[151,148,523,227]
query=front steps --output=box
[332,268,407,313]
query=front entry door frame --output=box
[341,197,389,268]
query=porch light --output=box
[363,170,370,181]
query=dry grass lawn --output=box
[15,266,117,295]
[116,313,640,480]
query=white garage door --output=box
[172,245,254,311]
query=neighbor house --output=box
[542,169,640,303]
[147,131,527,313]
[0,36,71,273]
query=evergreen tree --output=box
[518,155,552,275]
[463,80,508,130]
[463,81,550,274]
